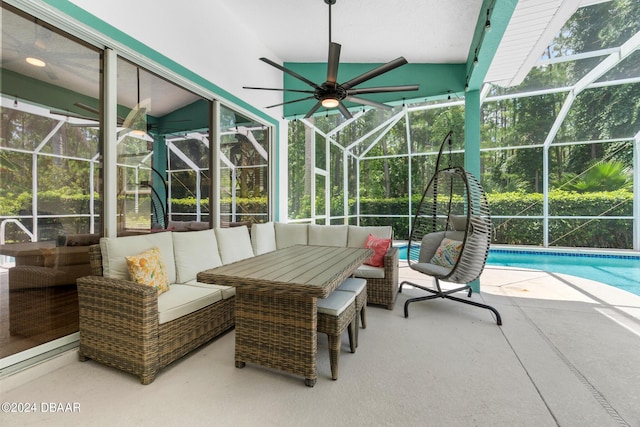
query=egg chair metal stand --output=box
[398,132,502,325]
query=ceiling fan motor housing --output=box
[316,83,346,102]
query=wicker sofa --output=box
[76,223,398,384]
[251,223,399,309]
[76,229,238,384]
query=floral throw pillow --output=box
[364,234,392,267]
[429,238,463,269]
[125,247,170,295]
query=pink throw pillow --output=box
[364,234,392,267]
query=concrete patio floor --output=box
[1,261,639,426]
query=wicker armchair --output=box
[76,245,235,384]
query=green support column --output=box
[465,89,481,293]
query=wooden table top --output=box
[197,245,373,298]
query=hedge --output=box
[0,191,633,248]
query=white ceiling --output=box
[3,0,590,118]
[220,0,483,64]
[221,0,580,89]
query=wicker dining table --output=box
[197,244,373,387]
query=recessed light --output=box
[26,57,46,67]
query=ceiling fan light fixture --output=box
[321,97,339,108]
[26,56,46,67]
[244,0,419,118]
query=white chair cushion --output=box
[412,262,452,277]
[354,264,385,279]
[317,290,355,316]
[308,224,348,247]
[215,226,254,264]
[100,232,176,283]
[157,284,222,324]
[172,229,223,283]
[337,277,367,294]
[448,215,467,231]
[347,225,392,248]
[184,279,236,299]
[274,223,308,249]
[251,222,277,255]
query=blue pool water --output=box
[398,246,640,296]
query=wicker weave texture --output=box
[198,245,372,386]
[77,245,235,384]
[235,289,317,381]
[9,266,79,341]
[363,246,399,309]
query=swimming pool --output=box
[397,245,640,296]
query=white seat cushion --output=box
[100,232,176,283]
[354,264,385,279]
[274,223,308,249]
[172,229,223,283]
[337,277,366,294]
[347,225,392,248]
[215,226,254,265]
[411,262,452,277]
[251,222,277,255]
[317,290,355,316]
[184,280,236,299]
[157,284,223,324]
[308,224,348,247]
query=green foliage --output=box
[558,161,632,192]
[355,190,633,248]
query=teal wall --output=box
[281,63,466,118]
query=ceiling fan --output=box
[243,0,420,119]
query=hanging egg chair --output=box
[399,132,502,325]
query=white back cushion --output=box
[274,223,308,249]
[308,224,348,247]
[347,225,393,248]
[215,226,254,264]
[100,232,176,283]
[172,229,223,283]
[251,222,277,255]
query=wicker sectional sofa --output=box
[76,223,398,384]
[77,229,238,384]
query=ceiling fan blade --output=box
[74,102,126,124]
[346,85,419,95]
[74,102,100,116]
[337,101,353,119]
[49,108,96,121]
[304,101,323,118]
[345,96,393,110]
[326,42,341,84]
[259,57,320,89]
[266,96,316,109]
[243,86,315,94]
[341,57,409,90]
